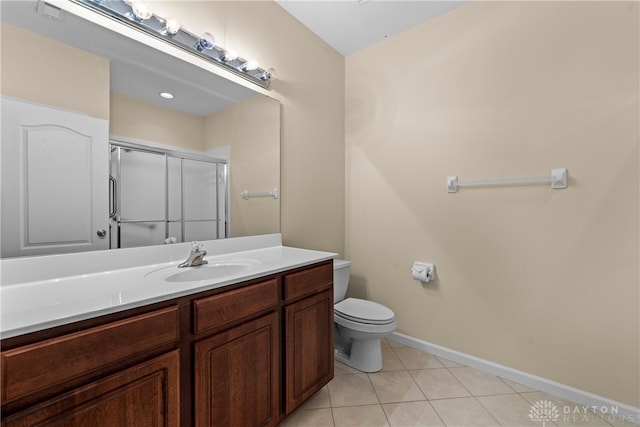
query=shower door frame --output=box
[109,139,230,249]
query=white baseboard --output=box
[389,332,640,425]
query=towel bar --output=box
[447,168,567,193]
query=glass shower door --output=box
[109,141,229,249]
[183,159,218,242]
[111,147,167,249]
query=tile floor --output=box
[281,339,637,427]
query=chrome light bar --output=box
[70,0,272,88]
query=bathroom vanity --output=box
[0,234,335,426]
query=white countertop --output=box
[0,234,336,339]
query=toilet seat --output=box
[334,298,395,325]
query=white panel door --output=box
[1,97,109,257]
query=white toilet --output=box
[333,259,396,373]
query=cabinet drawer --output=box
[284,262,333,302]
[2,350,180,427]
[1,306,179,405]
[193,279,278,334]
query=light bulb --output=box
[194,32,215,52]
[129,0,152,21]
[241,59,258,71]
[164,18,180,35]
[259,67,275,81]
[222,49,238,62]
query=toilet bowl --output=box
[333,259,396,373]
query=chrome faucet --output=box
[179,241,209,268]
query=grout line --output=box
[473,395,503,426]
[426,400,448,427]
[443,362,475,398]
[329,407,336,427]
[498,376,522,393]
[325,372,337,427]
[365,371,383,405]
[388,343,410,371]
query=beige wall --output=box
[205,95,280,237]
[152,1,346,255]
[345,1,639,407]
[110,92,205,151]
[0,23,109,120]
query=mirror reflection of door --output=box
[1,97,109,257]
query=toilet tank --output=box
[333,259,351,303]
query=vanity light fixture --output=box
[258,68,275,82]
[74,0,273,88]
[221,49,238,62]
[127,0,152,22]
[194,32,215,52]
[240,59,259,72]
[163,18,180,36]
[159,92,175,99]
[36,0,65,21]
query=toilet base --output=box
[334,336,384,373]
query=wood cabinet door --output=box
[1,350,179,427]
[194,312,279,427]
[284,289,334,414]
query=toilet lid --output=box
[334,298,395,325]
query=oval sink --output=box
[166,262,252,283]
[145,259,261,284]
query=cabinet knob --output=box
[96,229,107,237]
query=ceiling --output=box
[275,0,466,56]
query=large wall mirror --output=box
[0,0,280,258]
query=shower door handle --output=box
[109,175,117,218]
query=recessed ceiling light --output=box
[159,92,174,99]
